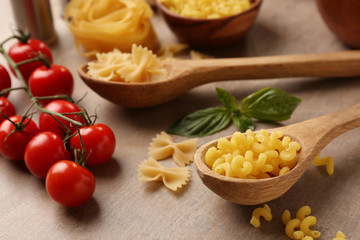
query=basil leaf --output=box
[166,107,232,137]
[241,87,301,122]
[232,113,255,132]
[216,88,238,110]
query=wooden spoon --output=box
[194,102,360,205]
[78,50,360,108]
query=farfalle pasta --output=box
[137,158,190,191]
[87,45,167,83]
[205,130,301,179]
[65,0,158,58]
[148,131,198,167]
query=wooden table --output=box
[1,1,359,239]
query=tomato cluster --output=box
[0,35,116,207]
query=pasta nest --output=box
[65,0,158,58]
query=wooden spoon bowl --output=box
[78,51,360,108]
[156,0,262,48]
[194,102,360,205]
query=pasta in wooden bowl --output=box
[156,0,263,48]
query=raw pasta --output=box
[65,0,158,58]
[87,45,167,83]
[333,231,346,240]
[148,131,198,167]
[205,130,301,179]
[159,0,253,19]
[156,43,189,58]
[250,204,272,228]
[312,153,334,175]
[282,206,321,239]
[137,158,190,191]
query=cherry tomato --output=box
[39,100,85,138]
[0,64,11,97]
[24,132,72,179]
[70,123,116,166]
[0,115,39,161]
[8,39,53,83]
[29,64,74,106]
[46,160,95,207]
[0,97,16,123]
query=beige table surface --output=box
[1,0,360,239]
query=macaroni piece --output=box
[148,131,199,167]
[250,204,272,228]
[159,0,253,19]
[283,206,321,239]
[312,153,335,175]
[302,237,314,240]
[137,158,190,191]
[65,0,158,58]
[333,231,346,240]
[87,45,167,83]
[300,216,321,239]
[282,210,291,225]
[285,218,301,239]
[205,130,301,179]
[296,206,312,221]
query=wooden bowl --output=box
[156,0,262,48]
[315,0,360,49]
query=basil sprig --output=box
[166,87,301,137]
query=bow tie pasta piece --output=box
[65,0,158,58]
[148,131,199,167]
[137,158,190,191]
[87,44,167,83]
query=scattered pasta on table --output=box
[312,153,335,175]
[250,204,272,228]
[148,131,198,167]
[137,158,190,191]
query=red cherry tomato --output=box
[24,132,72,179]
[70,123,116,166]
[0,97,16,123]
[46,160,95,207]
[0,64,11,97]
[0,115,39,161]
[39,100,85,138]
[29,64,74,106]
[7,39,53,83]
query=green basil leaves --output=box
[166,87,301,137]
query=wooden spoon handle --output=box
[282,102,360,154]
[186,50,360,83]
